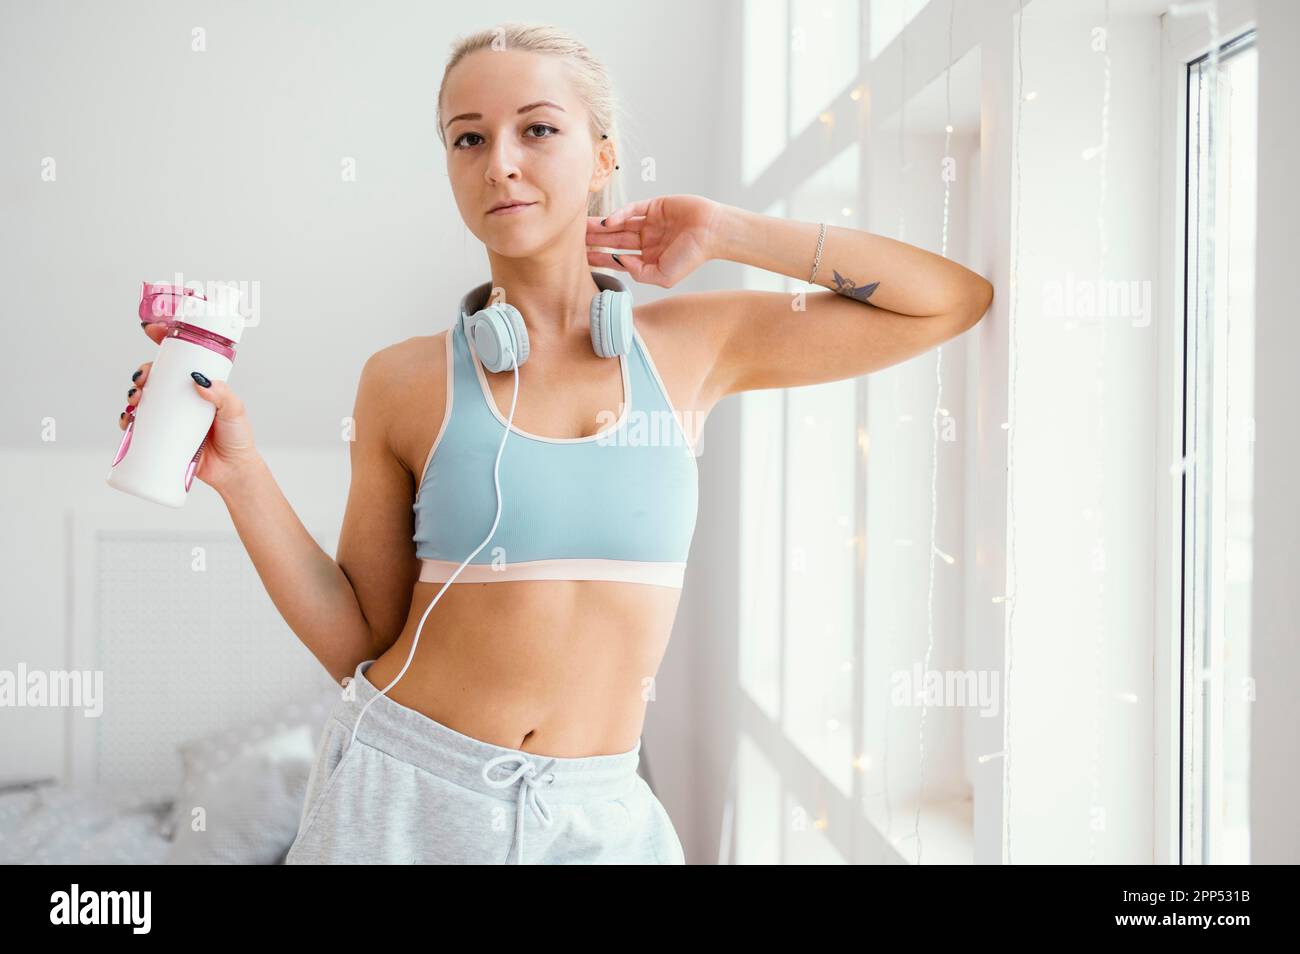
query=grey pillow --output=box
[163,723,316,864]
[160,690,337,841]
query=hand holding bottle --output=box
[119,319,262,495]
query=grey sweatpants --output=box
[284,659,685,865]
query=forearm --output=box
[710,205,986,317]
[216,456,377,682]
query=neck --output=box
[483,250,605,346]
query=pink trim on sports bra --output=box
[417,557,686,589]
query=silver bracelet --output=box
[808,222,827,285]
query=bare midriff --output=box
[362,578,683,758]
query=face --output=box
[441,49,613,258]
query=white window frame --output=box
[1153,0,1257,867]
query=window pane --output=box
[739,202,789,719]
[743,0,789,185]
[784,788,849,863]
[869,0,931,60]
[734,734,783,864]
[790,0,860,138]
[1183,33,1255,866]
[783,148,860,796]
[783,378,857,795]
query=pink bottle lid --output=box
[139,282,203,324]
[140,282,245,345]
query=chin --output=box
[486,237,542,259]
[484,227,557,259]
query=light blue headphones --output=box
[458,270,635,372]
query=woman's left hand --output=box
[586,195,725,288]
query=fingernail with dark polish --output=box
[612,253,623,266]
[191,371,211,388]
[132,369,142,381]
[600,218,607,226]
[127,388,137,398]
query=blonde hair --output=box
[436,22,630,219]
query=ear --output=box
[591,136,617,188]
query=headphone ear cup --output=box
[470,303,530,372]
[589,289,634,358]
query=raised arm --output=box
[588,198,993,405]
[704,208,993,399]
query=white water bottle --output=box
[107,282,246,507]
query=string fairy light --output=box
[912,0,958,866]
[881,0,911,856]
[1000,0,1028,866]
[897,5,907,244]
[1088,0,1112,866]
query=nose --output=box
[484,136,522,185]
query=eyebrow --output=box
[444,100,566,131]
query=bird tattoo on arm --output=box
[830,270,880,304]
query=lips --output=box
[488,201,535,215]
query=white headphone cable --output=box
[347,331,519,750]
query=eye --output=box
[451,124,557,151]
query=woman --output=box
[122,22,992,865]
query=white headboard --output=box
[68,505,343,793]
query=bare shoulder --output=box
[357,331,451,481]
[365,331,447,377]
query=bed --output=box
[2,511,346,865]
[1,684,339,864]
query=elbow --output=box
[973,276,994,318]
[958,276,994,331]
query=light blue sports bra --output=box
[412,278,700,588]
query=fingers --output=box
[587,215,645,245]
[587,249,622,271]
[586,248,647,282]
[124,322,165,429]
[601,200,650,230]
[121,359,153,429]
[126,364,149,405]
[190,373,246,421]
[586,226,643,251]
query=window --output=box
[743,0,861,185]
[743,0,789,185]
[868,0,930,59]
[1180,29,1256,865]
[785,147,860,795]
[735,2,981,864]
[790,0,861,137]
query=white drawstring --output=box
[481,755,558,864]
